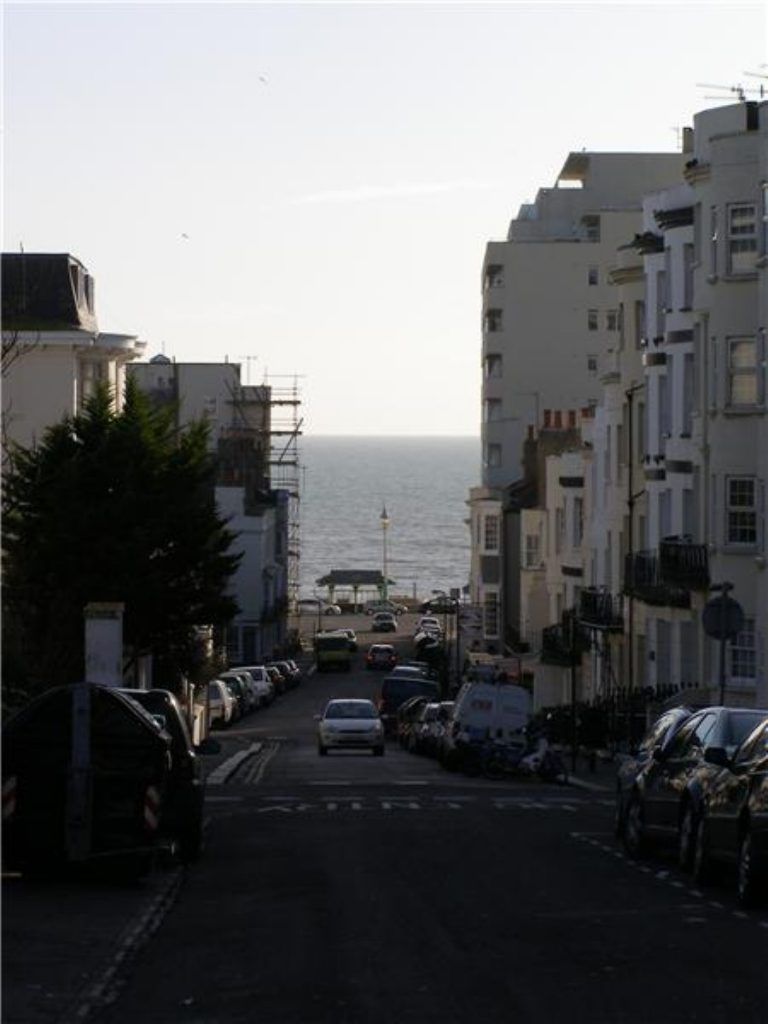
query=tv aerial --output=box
[697,68,767,102]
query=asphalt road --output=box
[4,616,768,1024]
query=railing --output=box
[578,588,624,630]
[623,551,691,608]
[540,613,590,667]
[659,537,709,590]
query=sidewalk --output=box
[565,751,620,793]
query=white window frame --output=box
[726,202,757,275]
[730,617,757,686]
[524,533,541,569]
[483,515,499,552]
[587,309,598,331]
[485,443,501,469]
[725,476,758,548]
[485,353,502,379]
[726,336,760,408]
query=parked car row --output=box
[397,697,455,758]
[204,660,303,727]
[616,705,768,907]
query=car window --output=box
[733,721,768,765]
[723,712,768,751]
[638,711,683,753]
[664,715,702,758]
[690,713,717,750]
[325,702,376,719]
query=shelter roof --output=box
[315,569,395,587]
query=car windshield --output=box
[724,711,768,748]
[325,701,377,720]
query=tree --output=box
[2,381,241,701]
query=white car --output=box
[297,598,342,616]
[230,665,275,707]
[317,699,385,756]
[207,679,236,727]
[415,616,442,635]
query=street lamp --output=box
[380,505,390,601]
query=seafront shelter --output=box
[315,569,397,610]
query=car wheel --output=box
[692,814,715,886]
[737,827,764,908]
[318,744,328,757]
[678,802,697,871]
[623,793,647,858]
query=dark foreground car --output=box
[623,705,768,869]
[378,675,440,736]
[120,688,210,862]
[615,706,694,839]
[692,718,768,906]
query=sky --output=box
[3,1,767,436]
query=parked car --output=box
[397,695,432,748]
[408,702,444,754]
[415,616,442,635]
[119,688,208,862]
[366,644,398,671]
[689,718,768,905]
[283,659,303,685]
[207,679,236,727]
[230,665,275,707]
[419,595,458,614]
[389,665,431,680]
[266,664,288,694]
[218,671,250,717]
[365,599,407,616]
[371,612,397,633]
[378,674,441,735]
[270,660,301,688]
[615,705,695,839]
[317,698,385,756]
[329,628,358,653]
[622,705,768,866]
[297,598,342,616]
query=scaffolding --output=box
[265,374,303,609]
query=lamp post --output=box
[380,505,390,601]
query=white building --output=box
[1,253,146,450]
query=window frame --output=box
[725,475,758,548]
[726,202,757,276]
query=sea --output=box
[299,436,480,603]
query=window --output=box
[656,270,666,333]
[587,354,598,374]
[485,353,502,378]
[79,359,108,406]
[606,309,619,331]
[484,398,502,423]
[555,507,565,554]
[484,264,503,290]
[727,203,757,274]
[583,215,601,242]
[485,443,501,468]
[682,352,695,434]
[727,337,759,406]
[588,266,598,286]
[587,309,598,331]
[483,592,499,638]
[730,618,757,684]
[484,309,503,332]
[682,243,694,309]
[573,497,584,548]
[710,206,718,276]
[483,515,499,552]
[726,476,757,546]
[762,183,768,257]
[525,533,541,568]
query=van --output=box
[378,675,440,734]
[314,631,352,672]
[451,680,531,745]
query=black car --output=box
[378,675,440,736]
[614,706,694,839]
[419,595,458,615]
[396,695,432,748]
[623,705,768,868]
[119,688,210,862]
[692,718,768,906]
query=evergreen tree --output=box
[2,381,241,701]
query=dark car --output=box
[366,644,397,671]
[419,595,458,615]
[119,688,209,862]
[623,705,768,868]
[396,695,432,748]
[271,660,301,687]
[692,718,768,906]
[614,706,694,839]
[378,675,440,736]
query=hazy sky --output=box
[4,2,766,435]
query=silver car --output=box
[317,699,385,756]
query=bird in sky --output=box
[181,233,189,240]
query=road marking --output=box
[381,800,420,810]
[204,795,244,803]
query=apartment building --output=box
[471,150,684,648]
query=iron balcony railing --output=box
[541,613,590,667]
[658,537,710,590]
[623,551,691,609]
[578,588,624,631]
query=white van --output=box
[450,680,531,746]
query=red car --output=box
[366,644,397,670]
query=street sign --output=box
[702,595,745,640]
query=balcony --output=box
[540,613,590,667]
[623,551,691,609]
[578,588,623,631]
[658,537,709,590]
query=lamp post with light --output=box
[380,505,390,602]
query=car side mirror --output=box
[313,714,322,721]
[704,746,730,768]
[195,737,221,756]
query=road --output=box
[4,614,768,1023]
